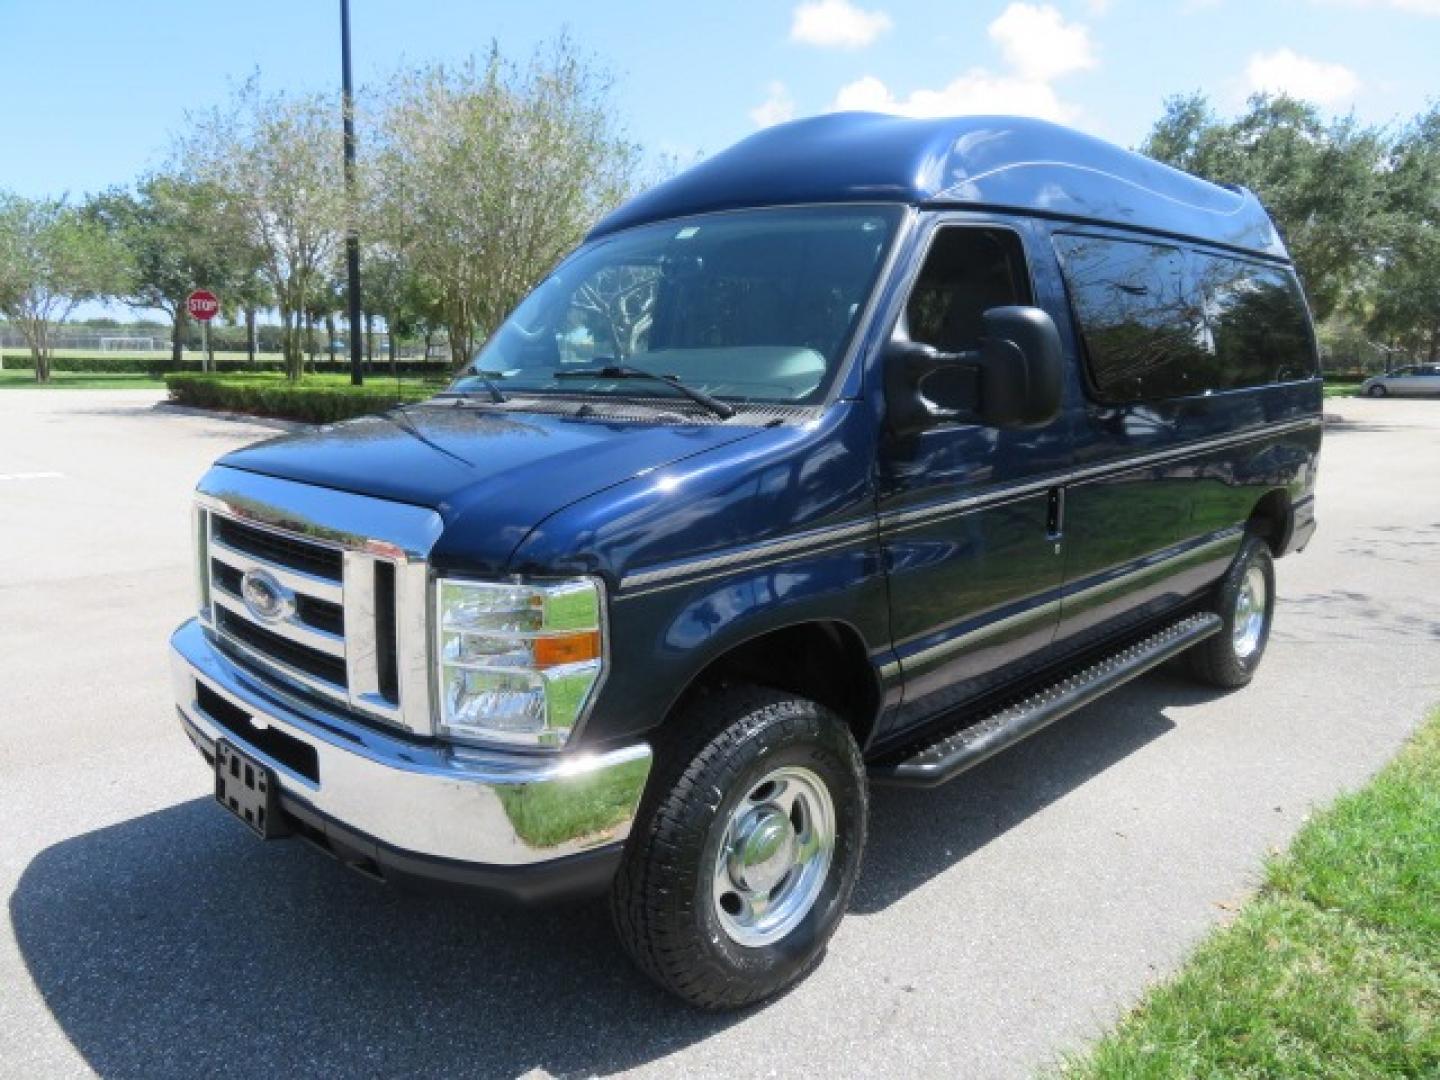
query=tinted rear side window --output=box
[1192,254,1317,386]
[1053,234,1209,402]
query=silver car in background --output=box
[1361,364,1440,397]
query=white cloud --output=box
[987,3,1097,81]
[1084,0,1113,13]
[1245,48,1361,105]
[832,71,1075,122]
[790,0,893,48]
[750,82,797,128]
[826,3,1096,126]
[1314,0,1440,13]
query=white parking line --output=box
[0,471,66,481]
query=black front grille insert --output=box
[374,561,398,703]
[213,517,343,581]
[196,682,320,783]
[296,595,344,636]
[211,558,243,595]
[216,607,349,689]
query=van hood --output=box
[218,403,763,567]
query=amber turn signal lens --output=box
[532,630,601,668]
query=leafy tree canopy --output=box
[1141,93,1391,324]
[0,193,131,380]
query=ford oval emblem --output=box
[240,568,294,624]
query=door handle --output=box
[1046,486,1065,541]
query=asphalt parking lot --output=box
[2,390,1438,1079]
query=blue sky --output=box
[3,0,1437,205]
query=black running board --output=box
[869,613,1222,788]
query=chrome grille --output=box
[193,468,442,736]
[206,514,361,699]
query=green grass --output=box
[1271,715,1440,968]
[0,370,167,390]
[1063,711,1440,1079]
[1324,383,1361,399]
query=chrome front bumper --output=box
[171,619,651,893]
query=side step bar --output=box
[869,613,1222,788]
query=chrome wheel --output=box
[1232,565,1268,660]
[712,766,836,948]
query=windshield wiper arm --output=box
[377,405,473,467]
[444,369,507,404]
[553,363,735,420]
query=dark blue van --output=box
[171,113,1321,1009]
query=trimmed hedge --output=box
[1,355,453,376]
[166,372,437,424]
[63,357,286,375]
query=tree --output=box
[178,79,345,379]
[84,174,241,365]
[1371,106,1440,361]
[1140,93,1390,322]
[0,194,131,382]
[370,37,641,367]
[226,264,273,366]
[359,242,416,373]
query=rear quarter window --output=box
[1192,254,1317,387]
[1054,233,1317,404]
[1052,234,1209,402]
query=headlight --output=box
[435,577,605,748]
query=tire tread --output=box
[1186,536,1275,689]
[611,684,865,1010]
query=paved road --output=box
[3,391,1438,1079]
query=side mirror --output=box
[884,305,1063,437]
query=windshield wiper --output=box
[377,405,473,467]
[445,369,508,404]
[553,363,735,420]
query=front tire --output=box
[1186,535,1276,688]
[1368,383,1388,397]
[611,684,867,1010]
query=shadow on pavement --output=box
[12,670,1212,1079]
[56,403,298,438]
[854,669,1206,912]
[1322,417,1430,435]
[1275,585,1440,641]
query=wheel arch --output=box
[1246,487,1294,556]
[665,619,884,753]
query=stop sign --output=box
[186,289,219,322]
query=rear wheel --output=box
[611,684,867,1010]
[1186,536,1275,689]
[1368,383,1388,397]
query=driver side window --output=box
[906,227,1033,351]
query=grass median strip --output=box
[0,370,169,390]
[166,372,442,423]
[1063,710,1440,1079]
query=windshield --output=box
[450,205,903,407]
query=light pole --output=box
[340,0,364,386]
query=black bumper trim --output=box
[186,718,624,905]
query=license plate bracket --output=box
[215,739,288,839]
